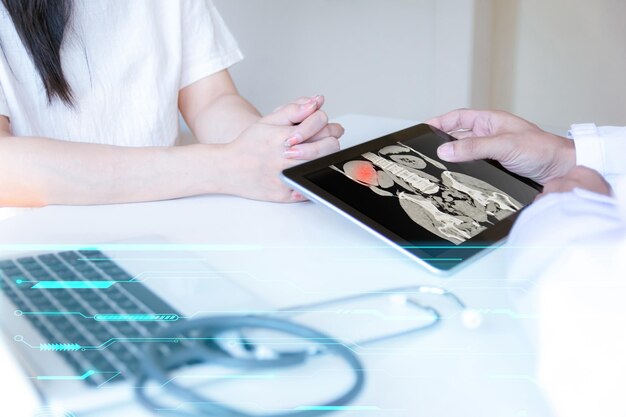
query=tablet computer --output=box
[282,123,542,274]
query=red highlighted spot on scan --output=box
[344,161,379,186]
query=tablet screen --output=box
[284,124,541,272]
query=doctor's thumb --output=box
[437,136,504,163]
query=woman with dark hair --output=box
[0,0,343,206]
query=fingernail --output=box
[438,143,454,159]
[312,95,323,102]
[284,134,303,148]
[301,101,317,111]
[292,191,304,201]
[284,148,302,159]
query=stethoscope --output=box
[136,286,482,417]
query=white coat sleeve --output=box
[507,178,626,417]
[571,123,626,187]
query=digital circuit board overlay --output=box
[0,244,540,416]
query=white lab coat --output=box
[508,124,626,417]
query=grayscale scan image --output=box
[329,143,522,244]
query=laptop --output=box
[0,241,270,414]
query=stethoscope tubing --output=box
[136,315,366,417]
[135,286,465,416]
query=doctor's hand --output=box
[536,166,612,200]
[219,96,341,203]
[426,110,576,185]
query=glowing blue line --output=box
[198,374,277,380]
[37,370,96,381]
[31,281,115,289]
[422,258,463,261]
[477,309,539,319]
[40,343,82,352]
[97,372,123,387]
[78,336,356,352]
[20,311,92,319]
[94,314,179,322]
[294,406,380,411]
[159,374,278,387]
[489,374,539,385]
[0,244,262,252]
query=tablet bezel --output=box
[282,124,543,274]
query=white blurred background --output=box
[213,0,626,130]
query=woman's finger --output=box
[265,95,324,125]
[290,190,308,202]
[272,96,315,112]
[309,123,345,142]
[284,136,340,160]
[283,110,329,147]
[290,95,324,108]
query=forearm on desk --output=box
[188,93,261,144]
[178,70,261,144]
[0,137,226,207]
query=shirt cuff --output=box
[570,123,605,176]
[180,49,244,90]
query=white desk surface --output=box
[0,115,551,417]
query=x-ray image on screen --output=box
[316,141,524,245]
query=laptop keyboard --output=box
[0,250,180,386]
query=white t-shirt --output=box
[0,0,242,147]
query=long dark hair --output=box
[2,0,74,105]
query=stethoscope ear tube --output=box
[136,315,366,417]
